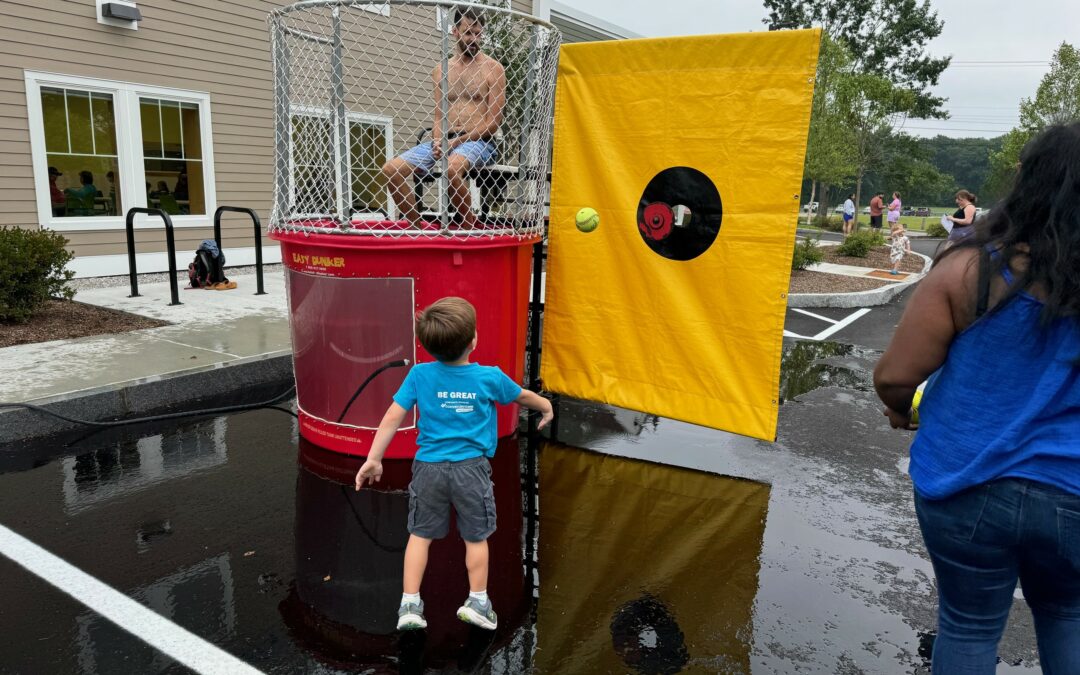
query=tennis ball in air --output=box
[911,387,924,425]
[576,207,600,233]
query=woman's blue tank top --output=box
[910,268,1080,499]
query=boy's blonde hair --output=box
[416,297,476,362]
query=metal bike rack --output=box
[125,207,181,305]
[214,206,267,295]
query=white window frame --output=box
[287,104,394,219]
[25,71,217,232]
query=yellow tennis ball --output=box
[911,388,924,425]
[575,207,600,233]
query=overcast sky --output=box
[564,0,1079,139]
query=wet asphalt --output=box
[0,248,1045,673]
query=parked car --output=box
[802,201,819,214]
[862,206,871,214]
[915,207,932,217]
[901,207,915,216]
[833,204,845,214]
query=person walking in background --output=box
[842,193,856,236]
[869,192,884,230]
[887,192,901,230]
[946,189,978,246]
[873,123,1080,674]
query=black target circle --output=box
[636,167,722,261]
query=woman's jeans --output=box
[915,478,1080,674]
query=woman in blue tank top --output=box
[874,122,1080,675]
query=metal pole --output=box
[514,24,540,227]
[523,239,545,590]
[332,5,350,228]
[125,209,140,298]
[271,21,292,224]
[439,5,451,231]
[162,212,181,306]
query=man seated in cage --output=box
[382,8,506,229]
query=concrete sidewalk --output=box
[0,271,294,443]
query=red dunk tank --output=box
[272,225,538,458]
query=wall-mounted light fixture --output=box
[102,2,142,21]
[97,0,141,30]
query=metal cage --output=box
[267,0,561,238]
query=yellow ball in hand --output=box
[911,388,924,425]
[575,207,600,233]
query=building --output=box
[0,0,635,277]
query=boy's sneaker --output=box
[397,601,427,630]
[457,598,498,630]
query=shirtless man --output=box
[382,9,506,229]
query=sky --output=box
[563,0,1080,139]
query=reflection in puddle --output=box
[536,442,769,674]
[778,341,876,403]
[283,437,532,672]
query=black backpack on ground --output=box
[188,239,227,288]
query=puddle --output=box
[0,342,1042,672]
[779,340,878,403]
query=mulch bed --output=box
[789,270,891,294]
[0,299,167,349]
[821,246,925,273]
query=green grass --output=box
[800,206,954,232]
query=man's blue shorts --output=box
[399,140,497,176]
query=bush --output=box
[926,222,949,238]
[811,214,844,232]
[791,237,824,270]
[836,229,884,257]
[0,227,75,323]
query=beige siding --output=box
[0,0,548,270]
[0,0,284,262]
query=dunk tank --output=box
[267,1,560,457]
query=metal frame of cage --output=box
[267,0,561,239]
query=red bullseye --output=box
[639,202,674,241]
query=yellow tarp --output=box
[542,30,821,440]
[535,442,770,673]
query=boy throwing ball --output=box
[355,297,553,631]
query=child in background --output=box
[889,222,911,275]
[355,297,553,631]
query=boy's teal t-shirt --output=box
[392,361,522,462]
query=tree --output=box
[835,68,914,224]
[802,36,857,220]
[763,0,951,117]
[985,42,1080,200]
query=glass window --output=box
[140,98,204,215]
[290,111,391,218]
[290,113,335,216]
[349,120,389,215]
[40,87,122,218]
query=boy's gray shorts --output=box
[408,456,496,542]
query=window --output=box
[26,72,215,231]
[288,108,393,218]
[140,98,205,215]
[40,87,121,218]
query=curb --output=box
[788,245,933,308]
[0,352,295,446]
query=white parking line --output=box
[790,307,840,324]
[0,524,262,675]
[785,308,872,341]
